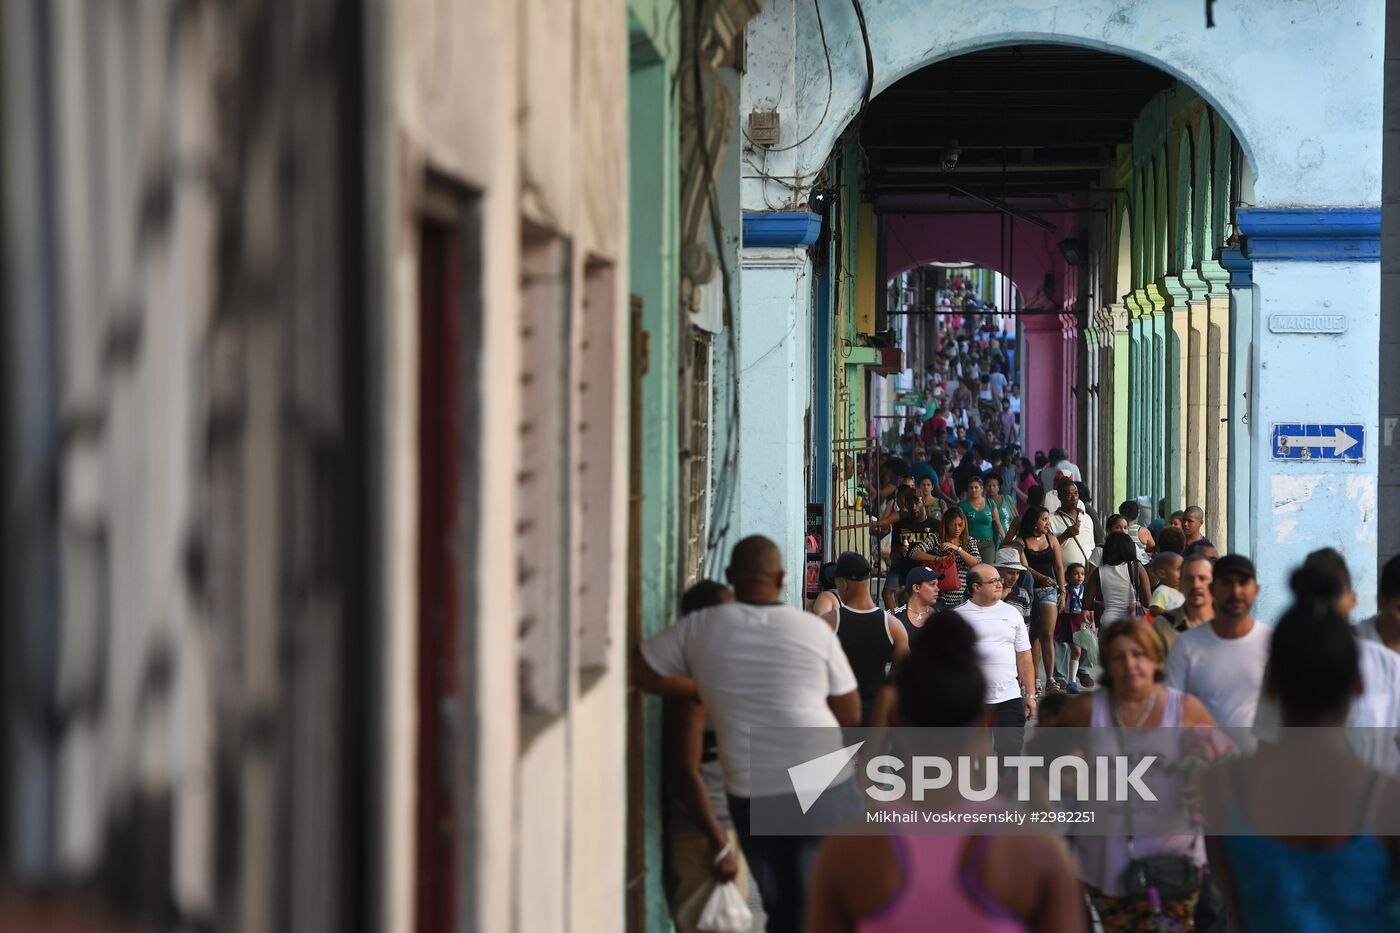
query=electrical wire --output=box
[850,0,874,111]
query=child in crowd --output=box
[1148,551,1185,611]
[1056,563,1091,693]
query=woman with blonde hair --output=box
[1056,617,1221,931]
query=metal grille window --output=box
[680,329,712,586]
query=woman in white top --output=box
[1083,531,1152,625]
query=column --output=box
[736,212,821,603]
[1236,208,1381,620]
[1172,267,1209,514]
[1159,273,1194,513]
[1124,292,1144,497]
[1110,306,1131,508]
[1200,257,1231,549]
[1148,286,1170,510]
[1219,247,1253,558]
[1083,323,1099,496]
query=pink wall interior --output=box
[883,211,1081,455]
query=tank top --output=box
[1022,539,1055,580]
[859,835,1027,933]
[1219,770,1400,932]
[1098,562,1139,622]
[960,499,997,541]
[835,604,894,725]
[1125,523,1151,563]
[1076,687,1205,896]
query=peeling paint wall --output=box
[742,0,1384,211]
[1252,260,1381,621]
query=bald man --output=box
[633,535,862,933]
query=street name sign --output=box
[1268,313,1348,334]
[1270,423,1366,462]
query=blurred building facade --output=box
[2,1,753,932]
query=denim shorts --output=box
[1034,585,1060,606]
[882,569,902,591]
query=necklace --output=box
[1113,688,1161,728]
[907,602,931,622]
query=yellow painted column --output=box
[1202,261,1231,547]
[1178,266,1209,513]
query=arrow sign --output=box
[1271,423,1366,462]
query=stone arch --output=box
[881,212,1048,307]
[764,9,1280,205]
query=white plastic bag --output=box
[696,881,753,933]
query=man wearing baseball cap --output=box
[1165,554,1270,727]
[892,566,940,643]
[823,552,909,726]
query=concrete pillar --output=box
[1160,274,1194,513]
[1110,307,1131,508]
[736,215,819,603]
[1237,208,1381,621]
[1125,292,1148,501]
[1201,259,1231,549]
[1169,264,1207,516]
[1220,248,1254,557]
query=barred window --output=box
[680,329,712,586]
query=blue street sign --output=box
[1270,423,1366,462]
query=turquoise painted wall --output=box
[627,5,681,930]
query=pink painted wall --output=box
[883,212,1080,454]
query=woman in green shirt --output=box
[983,471,1016,549]
[958,476,1003,560]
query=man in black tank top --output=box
[823,552,909,725]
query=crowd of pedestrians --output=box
[635,461,1400,931]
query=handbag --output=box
[1112,696,1202,909]
[925,552,961,590]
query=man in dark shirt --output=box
[883,487,942,608]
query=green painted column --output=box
[1141,283,1169,507]
[1157,275,1191,516]
[1124,294,1142,497]
[1112,309,1131,507]
[627,8,681,931]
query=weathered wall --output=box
[391,1,630,931]
[742,0,1383,211]
[3,1,375,929]
[744,0,1385,617]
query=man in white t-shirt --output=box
[1048,477,1096,571]
[956,563,1036,758]
[633,535,860,933]
[1165,554,1270,728]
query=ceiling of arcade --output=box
[860,45,1174,209]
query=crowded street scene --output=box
[2,1,1399,932]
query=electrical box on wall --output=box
[748,110,780,147]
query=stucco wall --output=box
[743,0,1384,211]
[393,0,629,930]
